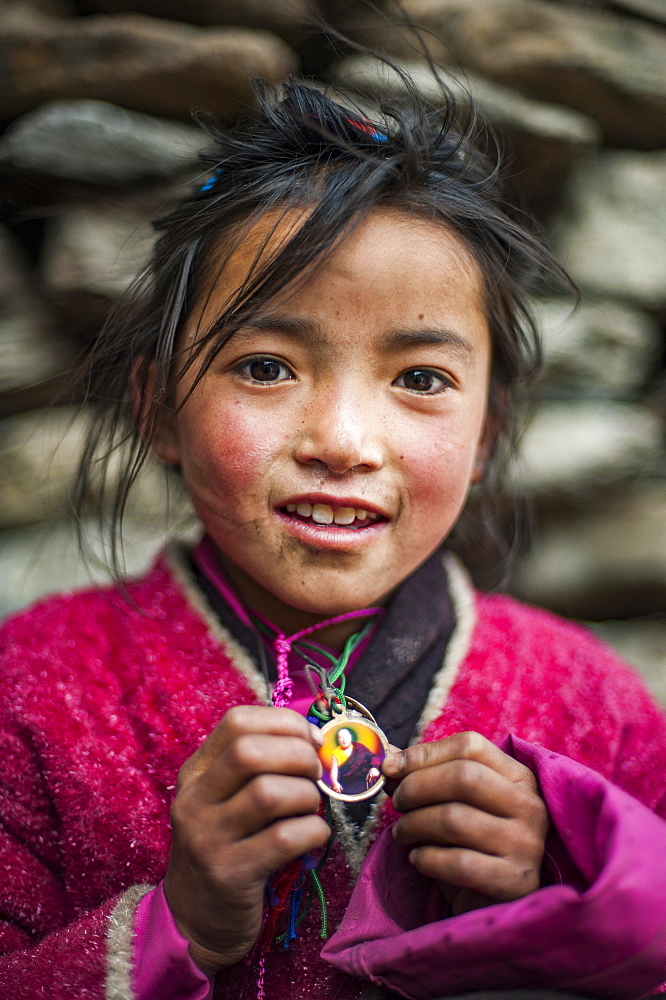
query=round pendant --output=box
[316,703,390,803]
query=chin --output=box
[278,584,387,617]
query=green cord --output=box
[312,802,334,939]
[311,869,328,938]
[295,622,374,708]
[290,639,340,667]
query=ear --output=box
[471,448,487,485]
[471,408,501,484]
[151,414,181,468]
[132,359,181,467]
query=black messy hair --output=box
[73,73,569,577]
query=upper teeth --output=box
[285,502,378,524]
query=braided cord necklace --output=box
[249,607,391,998]
[261,607,380,708]
[252,614,376,714]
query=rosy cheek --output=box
[403,436,473,512]
[184,403,282,490]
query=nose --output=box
[293,381,384,475]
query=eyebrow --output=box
[236,312,476,357]
[241,313,321,344]
[382,328,475,356]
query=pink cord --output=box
[271,608,380,708]
[256,953,266,1000]
[257,606,379,997]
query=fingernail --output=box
[382,750,405,777]
[309,723,324,748]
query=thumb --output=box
[381,744,404,794]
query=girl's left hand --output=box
[382,731,549,916]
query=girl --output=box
[1,79,665,1000]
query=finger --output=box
[393,802,516,856]
[408,845,540,901]
[212,773,324,840]
[191,733,323,804]
[237,814,332,880]
[383,731,533,786]
[392,757,538,819]
[381,744,404,796]
[182,706,322,777]
[182,812,331,901]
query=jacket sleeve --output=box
[132,884,214,1000]
[322,737,666,1000]
[0,716,131,998]
[0,717,213,1000]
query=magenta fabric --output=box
[132,885,213,1000]
[322,735,666,999]
[1,552,665,997]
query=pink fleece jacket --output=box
[0,548,664,999]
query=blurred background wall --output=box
[0,0,664,701]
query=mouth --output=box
[278,499,387,531]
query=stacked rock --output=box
[0,0,664,699]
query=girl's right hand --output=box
[163,706,330,976]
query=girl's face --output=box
[157,209,491,632]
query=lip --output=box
[274,508,390,550]
[278,493,389,519]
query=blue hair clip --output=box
[200,166,223,193]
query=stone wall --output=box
[1,0,664,700]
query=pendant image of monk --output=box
[329,727,382,796]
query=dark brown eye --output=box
[250,359,281,380]
[396,369,448,393]
[239,357,291,382]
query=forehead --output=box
[190,206,489,345]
